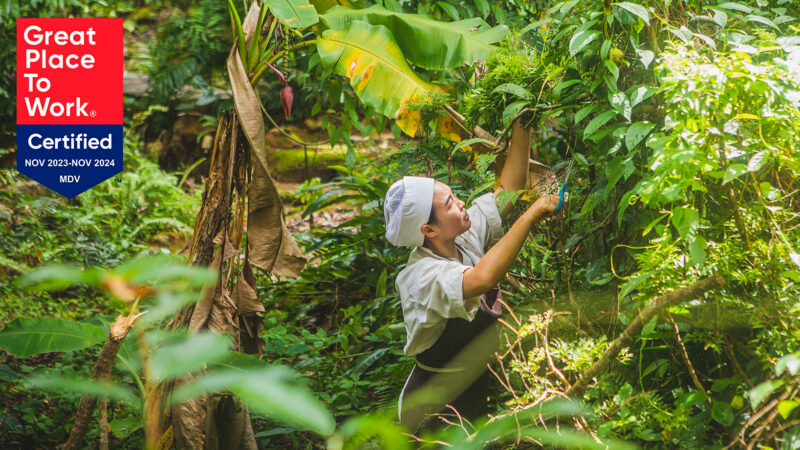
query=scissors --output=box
[555,159,574,214]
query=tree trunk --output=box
[63,314,140,450]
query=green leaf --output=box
[436,1,459,20]
[553,79,581,98]
[713,2,753,13]
[711,400,734,426]
[473,0,490,18]
[615,2,650,23]
[749,380,784,408]
[493,83,533,100]
[18,264,93,290]
[601,39,612,60]
[670,26,693,43]
[574,104,595,124]
[722,164,748,185]
[29,375,138,404]
[502,100,528,128]
[776,353,800,376]
[745,14,779,30]
[375,269,388,298]
[173,367,335,436]
[713,10,728,28]
[110,418,144,439]
[150,332,231,382]
[605,155,625,194]
[320,5,507,70]
[265,0,319,28]
[583,110,617,138]
[0,317,106,358]
[605,60,619,81]
[569,29,599,56]
[689,235,707,266]
[455,137,494,150]
[626,121,655,150]
[629,85,656,107]
[347,348,389,377]
[748,151,768,172]
[574,152,589,167]
[636,49,654,69]
[610,92,631,121]
[778,400,800,420]
[671,206,699,240]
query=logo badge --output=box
[17,18,122,198]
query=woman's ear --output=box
[421,223,437,239]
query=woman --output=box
[383,119,560,433]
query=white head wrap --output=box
[384,176,435,247]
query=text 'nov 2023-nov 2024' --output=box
[16,18,123,198]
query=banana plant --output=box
[233,0,508,137]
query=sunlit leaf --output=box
[569,29,599,56]
[745,14,779,30]
[615,2,650,23]
[266,0,319,28]
[722,164,747,185]
[320,5,507,70]
[776,353,800,376]
[317,20,443,136]
[749,380,784,408]
[778,400,799,419]
[637,49,654,68]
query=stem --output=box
[667,313,711,403]
[250,40,317,85]
[99,397,109,450]
[226,0,248,70]
[62,314,141,450]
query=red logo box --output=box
[17,18,122,125]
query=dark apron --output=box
[399,286,503,433]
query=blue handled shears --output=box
[555,159,574,214]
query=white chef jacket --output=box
[395,192,504,356]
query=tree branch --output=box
[566,275,725,397]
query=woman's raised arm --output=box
[496,118,532,220]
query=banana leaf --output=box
[265,0,319,28]
[317,20,447,136]
[320,5,507,69]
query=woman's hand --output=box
[532,194,560,217]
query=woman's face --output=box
[424,181,471,241]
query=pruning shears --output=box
[555,159,574,214]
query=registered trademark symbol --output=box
[90,110,96,117]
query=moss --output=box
[269,148,348,182]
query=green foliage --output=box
[0,317,107,358]
[0,255,336,444]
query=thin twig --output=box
[667,313,710,403]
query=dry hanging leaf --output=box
[170,372,208,449]
[233,262,266,357]
[227,2,307,278]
